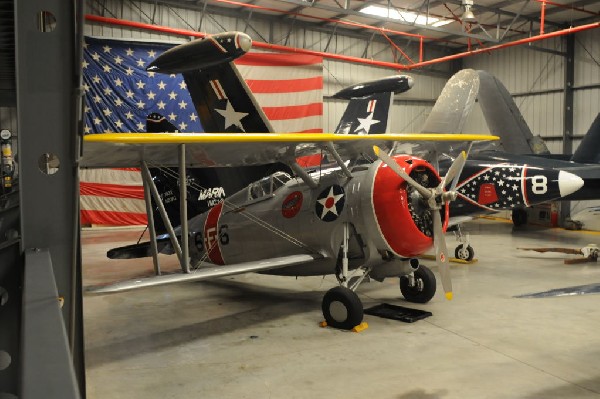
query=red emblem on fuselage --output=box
[282,191,303,218]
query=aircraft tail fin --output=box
[477,70,550,155]
[571,113,600,164]
[421,69,480,134]
[148,32,273,133]
[332,75,413,135]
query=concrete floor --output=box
[82,218,600,399]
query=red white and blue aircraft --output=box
[82,32,501,329]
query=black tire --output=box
[512,209,528,226]
[322,286,363,330]
[455,244,475,261]
[400,265,436,304]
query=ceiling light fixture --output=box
[461,0,477,23]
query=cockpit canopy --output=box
[247,171,292,201]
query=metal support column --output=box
[10,0,85,396]
[560,33,575,225]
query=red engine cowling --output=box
[371,154,449,258]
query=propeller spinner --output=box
[373,146,467,300]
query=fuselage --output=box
[184,155,446,277]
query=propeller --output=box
[519,244,599,265]
[373,146,468,301]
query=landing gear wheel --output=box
[455,244,474,261]
[322,286,364,330]
[512,209,528,226]
[400,265,436,304]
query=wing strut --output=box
[178,144,190,273]
[288,161,318,188]
[141,161,189,273]
[325,142,353,179]
[142,166,161,276]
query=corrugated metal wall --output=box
[84,0,453,134]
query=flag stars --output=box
[136,100,146,109]
[114,55,123,65]
[157,100,166,110]
[115,120,123,129]
[114,98,124,107]
[82,60,89,69]
[190,113,197,122]
[125,90,135,99]
[147,91,156,100]
[125,67,134,76]
[84,105,90,113]
[168,91,178,100]
[93,95,101,103]
[103,64,112,73]
[102,45,112,53]
[114,78,123,87]
[147,71,155,78]
[125,111,134,120]
[126,48,134,56]
[179,81,186,90]
[498,180,504,187]
[136,80,146,89]
[168,112,177,121]
[103,87,113,95]
[136,58,145,67]
[91,52,100,61]
[178,122,188,130]
[512,184,519,191]
[84,125,91,134]
[178,100,187,109]
[82,83,90,92]
[157,81,166,90]
[147,49,156,58]
[92,75,101,84]
[136,121,145,130]
[93,117,102,125]
[102,108,112,117]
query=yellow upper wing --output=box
[81,132,498,168]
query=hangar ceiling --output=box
[84,0,599,72]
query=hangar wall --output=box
[463,29,600,156]
[84,0,454,134]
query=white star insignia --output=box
[317,187,344,219]
[354,112,380,134]
[216,101,248,131]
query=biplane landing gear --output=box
[455,244,474,261]
[453,224,475,261]
[322,286,364,330]
[400,265,436,304]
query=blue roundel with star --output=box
[315,185,345,222]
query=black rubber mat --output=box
[364,303,432,323]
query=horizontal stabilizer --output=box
[107,238,171,259]
[86,254,323,294]
[333,75,413,99]
[147,32,251,74]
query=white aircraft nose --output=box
[558,170,584,197]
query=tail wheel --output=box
[322,286,363,330]
[400,265,436,304]
[455,244,474,261]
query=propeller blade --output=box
[373,146,432,199]
[432,208,452,300]
[442,151,467,191]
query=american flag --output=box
[80,37,323,226]
[456,165,526,211]
[82,37,203,134]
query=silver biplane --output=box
[82,32,498,330]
